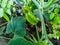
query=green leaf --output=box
[0,0,1,3]
[0,8,4,18]
[34,9,50,21]
[6,9,11,15]
[7,0,13,8]
[53,16,60,24]
[25,12,38,25]
[16,0,21,4]
[44,12,50,21]
[16,0,25,5]
[33,9,41,19]
[28,1,37,10]
[8,37,35,45]
[43,0,55,10]
[54,8,59,14]
[3,13,10,22]
[36,40,47,45]
[4,8,11,15]
[22,6,38,25]
[48,34,55,38]
[22,6,31,14]
[1,0,7,8]
[50,13,55,20]
[54,30,60,37]
[48,30,60,39]
[6,17,26,37]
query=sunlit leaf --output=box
[6,9,11,15]
[54,8,59,14]
[3,13,10,22]
[25,12,38,25]
[7,0,13,8]
[53,16,60,24]
[50,13,55,20]
[22,6,38,25]
[1,0,7,8]
[0,8,4,18]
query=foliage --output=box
[0,0,13,21]
[6,16,35,45]
[0,0,60,45]
[8,37,34,45]
[6,17,26,36]
[22,6,38,25]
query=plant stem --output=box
[32,0,53,45]
[0,36,11,40]
[40,0,48,40]
[36,26,40,41]
[32,0,54,40]
[32,0,48,40]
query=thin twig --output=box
[0,22,8,27]
[0,36,11,40]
